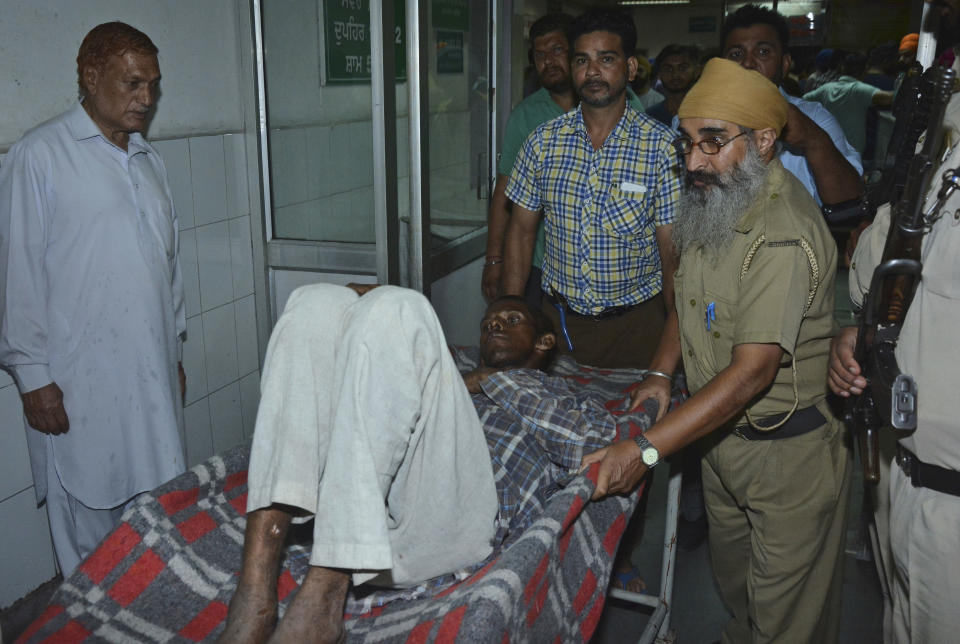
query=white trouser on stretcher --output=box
[246,284,499,588]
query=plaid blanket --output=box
[18,357,684,643]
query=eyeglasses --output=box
[672,131,747,156]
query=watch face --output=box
[642,447,659,466]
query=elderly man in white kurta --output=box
[0,22,185,576]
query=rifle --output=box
[844,64,956,484]
[865,63,930,213]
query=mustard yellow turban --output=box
[677,57,788,135]
[636,55,652,77]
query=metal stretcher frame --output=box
[608,460,683,644]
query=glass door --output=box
[254,0,495,309]
[403,0,493,292]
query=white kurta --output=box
[0,102,186,509]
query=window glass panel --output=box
[425,1,490,250]
[263,0,376,243]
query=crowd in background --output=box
[567,35,923,174]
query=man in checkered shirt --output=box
[219,284,638,643]
[502,8,681,370]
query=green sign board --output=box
[432,0,468,31]
[322,0,406,84]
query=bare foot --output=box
[268,567,349,644]
[217,583,278,644]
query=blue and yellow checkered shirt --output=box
[506,104,681,315]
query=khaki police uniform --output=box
[850,74,960,644]
[675,160,852,644]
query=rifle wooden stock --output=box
[846,320,883,484]
[859,427,881,485]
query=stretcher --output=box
[17,356,683,643]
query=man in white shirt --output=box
[0,21,186,576]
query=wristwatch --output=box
[633,433,661,468]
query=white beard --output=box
[673,146,770,258]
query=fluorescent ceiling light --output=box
[620,0,691,5]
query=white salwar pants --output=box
[44,440,127,577]
[246,285,498,588]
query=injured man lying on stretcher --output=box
[219,284,653,644]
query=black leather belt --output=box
[545,291,641,320]
[732,404,826,441]
[896,445,960,497]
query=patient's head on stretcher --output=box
[479,297,557,371]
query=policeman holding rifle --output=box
[829,2,960,642]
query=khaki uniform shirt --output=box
[675,160,838,425]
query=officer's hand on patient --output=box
[628,377,670,421]
[582,439,647,501]
[22,382,70,434]
[828,326,866,397]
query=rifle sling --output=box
[897,445,960,496]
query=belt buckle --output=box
[897,448,919,485]
[595,303,632,320]
[733,426,750,441]
[587,303,610,320]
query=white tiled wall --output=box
[0,133,262,607]
[153,133,262,468]
[271,121,376,242]
[0,372,59,608]
[270,110,478,243]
